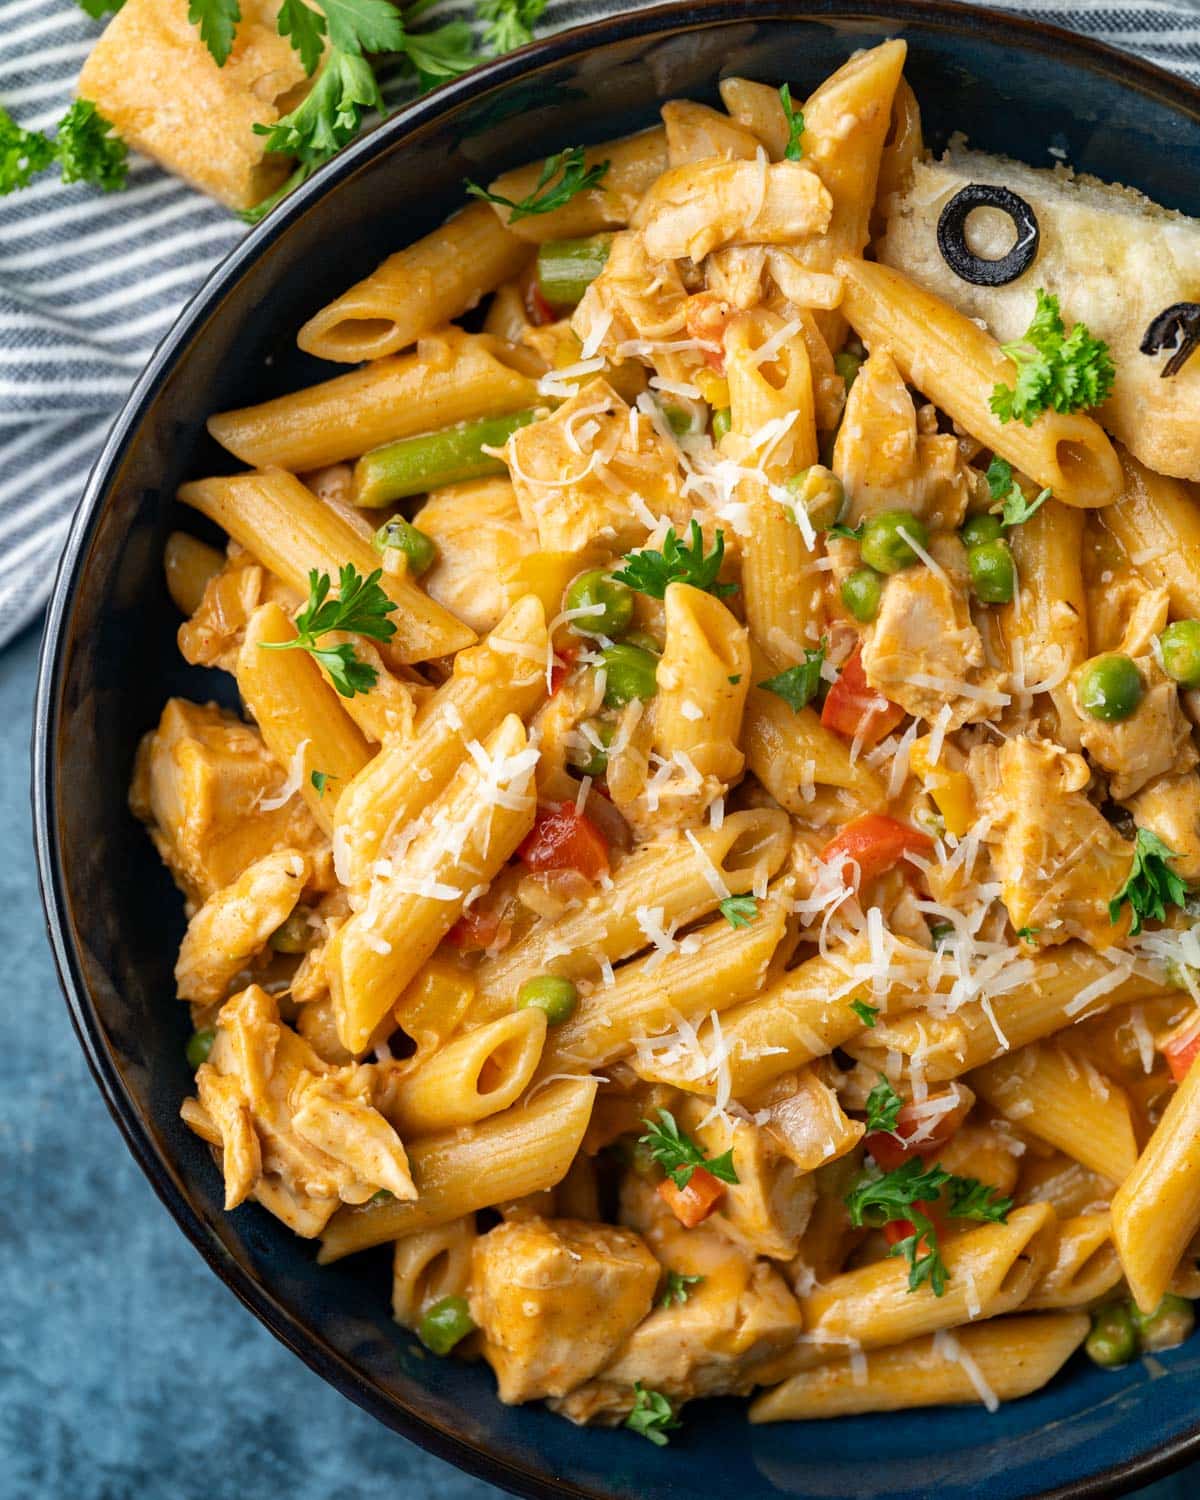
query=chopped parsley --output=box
[259,563,397,698]
[1016,926,1041,943]
[613,521,737,600]
[728,674,742,685]
[850,997,879,1028]
[625,1383,680,1446]
[660,1270,704,1308]
[929,921,955,948]
[1109,828,1188,936]
[985,456,1052,528]
[0,100,127,196]
[990,289,1115,426]
[477,0,547,53]
[718,894,759,929]
[466,144,610,222]
[757,642,826,713]
[864,1075,904,1135]
[310,770,332,797]
[779,82,805,161]
[826,520,865,541]
[639,1108,739,1190]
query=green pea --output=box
[834,351,863,391]
[961,512,1004,549]
[1158,621,1200,689]
[1086,1302,1137,1368]
[602,642,659,707]
[565,569,634,638]
[186,1027,215,1070]
[787,464,846,532]
[859,510,928,575]
[622,631,661,655]
[1077,654,1143,722]
[417,1295,476,1356]
[269,909,314,954]
[373,516,437,576]
[517,974,579,1024]
[967,540,1015,605]
[711,407,732,443]
[841,566,883,623]
[1132,1293,1195,1353]
[663,404,695,437]
[568,720,615,778]
[370,1188,394,1205]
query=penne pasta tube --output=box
[391,1217,477,1330]
[333,595,548,890]
[297,203,531,363]
[651,583,750,782]
[178,468,475,663]
[384,1007,548,1136]
[718,76,790,160]
[1101,448,1200,618]
[470,809,792,1016]
[164,531,224,616]
[1022,1212,1123,1311]
[744,686,886,814]
[780,1203,1058,1371]
[318,1077,598,1261]
[1111,1057,1200,1313]
[750,1312,1089,1421]
[326,714,539,1053]
[236,602,372,830]
[207,328,540,471]
[479,129,668,243]
[837,257,1123,507]
[533,897,788,1080]
[971,1044,1139,1184]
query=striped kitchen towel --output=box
[1,0,1198,651]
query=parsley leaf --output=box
[984,456,1051,528]
[660,1270,704,1308]
[990,289,1115,426]
[826,520,864,541]
[466,144,610,222]
[277,0,327,75]
[319,0,406,53]
[74,0,126,16]
[54,100,128,191]
[188,0,242,67]
[890,1210,949,1297]
[945,1176,1013,1224]
[254,49,381,163]
[850,997,879,1028]
[779,83,804,161]
[311,770,332,797]
[624,1383,680,1446]
[477,0,546,53]
[1109,827,1188,935]
[0,108,55,194]
[639,1108,739,1190]
[758,643,826,713]
[613,521,736,600]
[260,564,397,698]
[401,20,478,89]
[718,895,758,929]
[1016,925,1040,943]
[864,1075,904,1135]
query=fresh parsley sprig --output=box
[990,289,1114,426]
[779,83,804,161]
[850,997,879,1028]
[864,1075,903,1135]
[718,894,758,929]
[0,101,127,196]
[624,1383,680,1446]
[660,1270,704,1308]
[74,0,125,17]
[639,1108,739,1191]
[758,642,826,713]
[613,521,736,601]
[985,456,1051,528]
[466,144,610,221]
[478,0,547,53]
[1109,827,1188,935]
[260,563,397,697]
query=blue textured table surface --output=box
[0,617,1192,1500]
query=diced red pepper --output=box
[527,281,556,327]
[519,800,610,880]
[882,1200,946,1254]
[685,292,733,375]
[445,906,510,953]
[1162,1010,1200,1083]
[864,1094,968,1171]
[820,812,934,888]
[549,643,579,694]
[820,647,905,747]
[658,1166,725,1228]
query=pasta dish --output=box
[131,41,1200,1437]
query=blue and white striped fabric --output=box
[1,0,1198,650]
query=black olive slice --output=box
[936,184,1040,287]
[1140,302,1200,379]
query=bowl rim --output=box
[31,2,1200,1496]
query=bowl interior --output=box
[35,5,1200,1498]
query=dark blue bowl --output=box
[32,4,1200,1496]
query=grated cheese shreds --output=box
[684,829,732,900]
[932,1330,1000,1413]
[1064,957,1136,1018]
[259,737,310,811]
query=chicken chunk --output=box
[632,158,832,264]
[1126,768,1200,882]
[970,736,1135,947]
[1071,655,1195,802]
[175,848,309,1004]
[861,550,1006,730]
[177,547,299,672]
[572,231,689,351]
[413,477,538,635]
[470,1217,660,1403]
[129,698,331,910]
